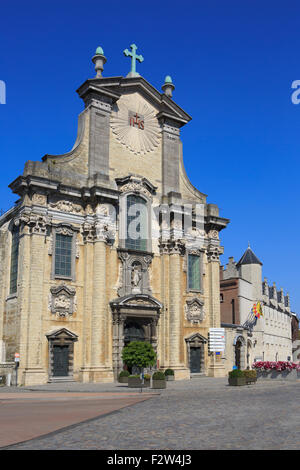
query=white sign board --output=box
[208,328,225,352]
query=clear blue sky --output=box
[1,0,300,315]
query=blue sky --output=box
[1,0,300,314]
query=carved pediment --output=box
[46,327,78,341]
[185,332,207,344]
[115,175,157,199]
[110,294,162,311]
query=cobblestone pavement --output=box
[0,391,155,448]
[4,377,300,450]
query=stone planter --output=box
[165,375,174,381]
[245,377,257,385]
[256,369,299,381]
[128,377,151,388]
[228,377,246,386]
[152,379,166,389]
[118,376,129,384]
[128,377,142,388]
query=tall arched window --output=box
[10,225,20,294]
[125,195,148,251]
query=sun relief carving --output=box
[111,94,161,156]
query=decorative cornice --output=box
[206,244,224,262]
[15,211,51,235]
[159,238,186,256]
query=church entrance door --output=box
[190,347,201,373]
[124,321,145,346]
[53,345,69,377]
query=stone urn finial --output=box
[92,46,107,78]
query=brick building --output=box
[220,246,296,372]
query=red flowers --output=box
[252,361,300,371]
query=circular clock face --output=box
[111,93,161,156]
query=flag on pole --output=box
[251,302,263,318]
[257,301,263,317]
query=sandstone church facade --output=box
[0,46,229,385]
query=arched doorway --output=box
[234,335,246,370]
[235,340,242,369]
[123,321,146,374]
[247,339,252,368]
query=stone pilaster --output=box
[112,312,125,380]
[158,242,169,369]
[0,230,9,362]
[206,244,226,377]
[20,214,50,385]
[80,242,93,382]
[81,216,114,382]
[161,122,181,196]
[161,239,189,379]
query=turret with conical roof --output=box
[237,245,263,300]
[236,245,263,267]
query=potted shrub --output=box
[122,341,156,388]
[228,369,246,386]
[243,369,257,385]
[118,370,130,384]
[144,374,151,387]
[152,371,167,389]
[164,369,175,381]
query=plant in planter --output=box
[122,341,156,388]
[252,361,300,380]
[164,369,175,381]
[228,369,246,386]
[152,371,167,389]
[243,369,257,384]
[118,370,130,384]
[144,374,151,387]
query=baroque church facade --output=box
[0,46,229,385]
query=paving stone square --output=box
[2,377,299,450]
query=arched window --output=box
[10,225,20,294]
[125,195,148,251]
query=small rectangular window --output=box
[10,226,20,294]
[54,233,72,278]
[188,254,201,291]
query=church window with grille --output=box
[188,254,201,291]
[54,233,72,278]
[125,195,148,251]
[9,225,20,294]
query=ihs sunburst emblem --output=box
[111,94,161,156]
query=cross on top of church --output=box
[123,44,144,78]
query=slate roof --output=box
[236,247,263,266]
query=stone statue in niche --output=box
[131,263,142,293]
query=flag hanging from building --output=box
[257,301,263,317]
[251,302,263,318]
